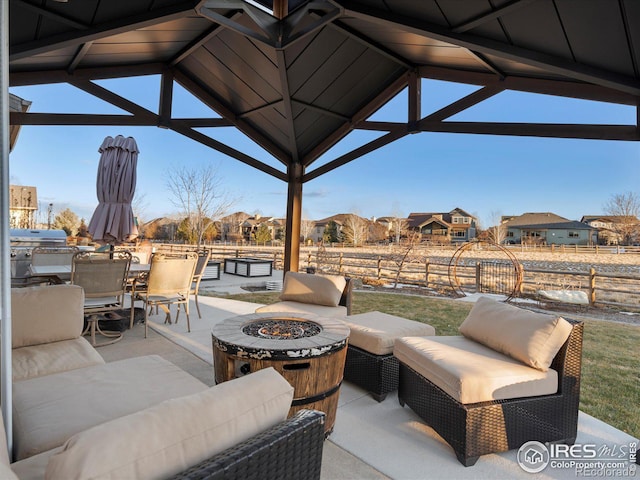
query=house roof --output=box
[514,221,595,231]
[407,209,474,229]
[503,212,570,227]
[581,215,639,223]
[8,1,640,183]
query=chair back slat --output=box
[31,246,79,266]
[146,252,198,296]
[71,251,131,301]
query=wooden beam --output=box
[10,1,197,61]
[420,66,638,106]
[9,112,157,126]
[341,1,640,96]
[10,63,165,86]
[67,42,93,74]
[10,0,90,30]
[276,49,298,161]
[451,0,537,33]
[304,127,408,182]
[158,71,174,128]
[418,121,640,141]
[421,86,503,123]
[172,69,291,164]
[169,122,288,181]
[302,73,409,166]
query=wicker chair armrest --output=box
[339,277,353,315]
[170,409,325,480]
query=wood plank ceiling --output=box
[9,0,640,181]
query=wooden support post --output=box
[283,163,303,273]
[377,256,381,280]
[589,267,596,305]
[425,260,430,288]
[475,262,481,293]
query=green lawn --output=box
[223,290,640,439]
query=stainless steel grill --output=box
[10,229,68,281]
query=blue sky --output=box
[9,76,640,229]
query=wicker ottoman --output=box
[343,311,435,401]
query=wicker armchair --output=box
[398,318,584,467]
[171,409,325,480]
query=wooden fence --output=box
[153,243,640,311]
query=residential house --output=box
[407,208,477,244]
[503,212,596,245]
[374,216,408,243]
[218,212,251,242]
[241,214,284,242]
[581,215,640,245]
[9,185,38,229]
[310,213,373,245]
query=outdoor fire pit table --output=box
[211,312,350,435]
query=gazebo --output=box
[2,0,639,450]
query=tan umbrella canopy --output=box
[88,135,139,244]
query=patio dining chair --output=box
[71,250,132,347]
[30,245,79,283]
[130,252,198,338]
[176,248,211,321]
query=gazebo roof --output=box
[9,0,640,182]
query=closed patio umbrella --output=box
[88,135,139,243]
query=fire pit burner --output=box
[243,319,322,339]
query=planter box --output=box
[202,261,221,280]
[224,258,273,277]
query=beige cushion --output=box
[13,337,105,381]
[11,285,85,348]
[279,272,346,307]
[13,355,207,460]
[345,311,435,355]
[256,301,348,317]
[10,448,61,480]
[45,368,294,480]
[0,412,10,467]
[394,336,558,404]
[0,413,18,480]
[0,463,19,480]
[458,296,573,371]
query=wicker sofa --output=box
[395,297,583,466]
[6,284,326,479]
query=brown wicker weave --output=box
[398,319,583,466]
[170,409,325,479]
[344,345,399,402]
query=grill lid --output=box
[10,229,68,246]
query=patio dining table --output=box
[29,263,149,283]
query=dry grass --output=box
[222,289,640,439]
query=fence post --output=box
[377,256,382,280]
[339,253,343,274]
[475,262,481,293]
[425,259,430,288]
[588,267,596,305]
[307,253,311,267]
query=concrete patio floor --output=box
[96,271,638,480]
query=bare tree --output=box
[486,210,507,245]
[389,204,408,244]
[166,164,235,247]
[603,192,640,245]
[389,231,422,289]
[300,214,315,243]
[342,214,369,246]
